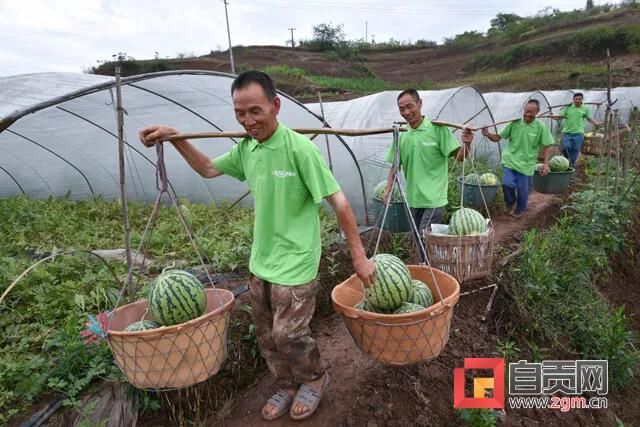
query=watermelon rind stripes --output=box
[149,269,206,326]
[124,320,160,332]
[409,279,434,308]
[373,180,403,202]
[354,299,392,314]
[365,254,412,310]
[479,173,498,186]
[549,155,570,172]
[449,208,487,236]
[393,302,425,314]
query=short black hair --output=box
[573,92,584,99]
[397,89,421,103]
[526,99,540,109]
[231,70,277,100]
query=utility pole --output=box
[223,0,235,74]
[288,27,296,48]
[365,21,368,44]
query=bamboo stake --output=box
[615,113,621,196]
[317,92,334,172]
[605,111,613,192]
[115,66,134,301]
[482,285,499,322]
[460,283,497,297]
[604,49,614,193]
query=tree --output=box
[489,13,521,32]
[586,0,594,9]
[310,22,345,51]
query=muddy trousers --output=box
[249,276,329,388]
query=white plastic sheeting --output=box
[0,73,111,120]
[0,71,372,223]
[483,91,552,125]
[3,72,639,224]
[613,87,640,108]
[307,87,497,220]
[309,87,497,159]
[610,88,634,126]
[541,90,575,112]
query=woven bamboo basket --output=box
[332,265,459,365]
[107,288,234,390]
[582,135,607,156]
[423,224,494,284]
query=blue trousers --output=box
[562,133,584,168]
[502,167,532,214]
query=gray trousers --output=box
[410,207,444,262]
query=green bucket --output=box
[372,198,411,233]
[455,177,499,209]
[532,168,575,194]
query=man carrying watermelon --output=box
[382,88,474,261]
[548,92,602,168]
[482,99,554,218]
[139,70,375,421]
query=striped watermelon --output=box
[549,155,570,172]
[480,173,498,186]
[463,173,481,185]
[124,320,160,332]
[448,208,487,236]
[365,254,413,310]
[373,181,403,202]
[354,299,391,314]
[393,302,425,314]
[409,279,434,308]
[149,269,206,326]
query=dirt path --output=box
[222,190,569,427]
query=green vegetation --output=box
[505,157,640,388]
[261,64,403,94]
[445,156,505,220]
[436,63,609,92]
[466,25,640,72]
[457,408,498,427]
[307,75,401,92]
[0,195,340,424]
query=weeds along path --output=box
[222,191,568,426]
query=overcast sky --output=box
[0,0,620,77]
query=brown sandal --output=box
[261,389,294,421]
[289,374,330,421]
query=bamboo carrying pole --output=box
[161,115,554,143]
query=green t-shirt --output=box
[213,123,340,285]
[499,119,554,176]
[385,117,460,208]
[560,104,591,134]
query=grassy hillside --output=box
[90,3,640,101]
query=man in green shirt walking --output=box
[382,89,473,261]
[139,71,375,421]
[550,92,602,168]
[482,99,554,218]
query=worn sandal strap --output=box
[267,389,293,407]
[293,384,321,406]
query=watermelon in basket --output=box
[107,269,234,390]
